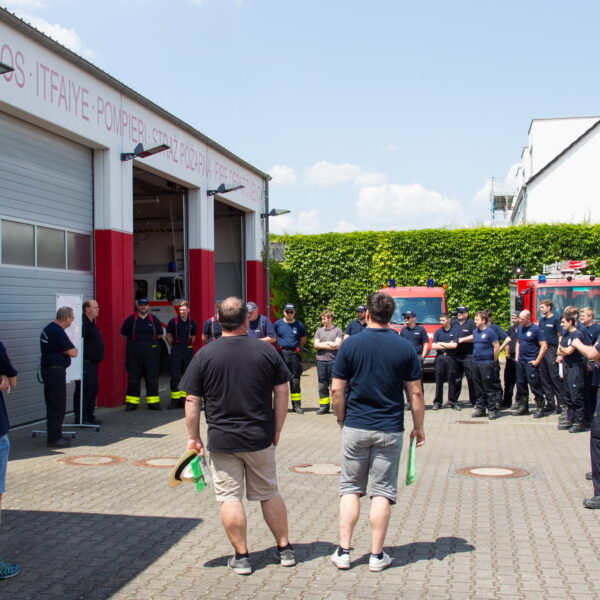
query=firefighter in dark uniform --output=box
[483,310,507,411]
[581,307,600,426]
[452,306,476,405]
[471,311,501,419]
[557,313,587,433]
[273,303,307,413]
[431,312,461,410]
[166,301,197,409]
[538,300,563,414]
[571,335,600,509]
[344,305,367,338]
[120,298,163,411]
[498,312,520,408]
[400,310,429,409]
[515,310,547,417]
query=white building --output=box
[509,116,600,225]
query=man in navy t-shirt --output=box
[538,300,564,415]
[515,310,547,418]
[330,292,425,572]
[344,306,367,338]
[471,311,500,419]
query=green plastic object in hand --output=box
[405,438,416,486]
[190,456,207,493]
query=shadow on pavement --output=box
[355,536,475,568]
[203,541,336,571]
[1,509,202,599]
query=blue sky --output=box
[4,0,600,233]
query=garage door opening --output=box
[132,167,188,331]
[214,199,245,302]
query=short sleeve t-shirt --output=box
[40,322,75,368]
[560,329,585,368]
[433,326,459,356]
[586,323,600,345]
[273,319,307,348]
[452,318,475,357]
[472,327,499,363]
[178,335,291,453]
[120,314,162,342]
[315,326,343,361]
[506,326,519,356]
[399,325,429,355]
[517,323,545,362]
[540,314,561,346]
[490,323,506,342]
[0,342,18,436]
[344,319,367,336]
[202,318,222,342]
[247,315,276,340]
[332,328,421,433]
[167,318,197,345]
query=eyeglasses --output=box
[284,310,294,314]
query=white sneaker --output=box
[331,548,351,570]
[369,551,392,572]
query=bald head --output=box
[218,296,247,331]
[519,310,532,326]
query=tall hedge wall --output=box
[270,224,600,333]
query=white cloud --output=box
[356,183,463,230]
[332,220,358,233]
[269,164,298,186]
[304,160,363,186]
[382,143,398,152]
[8,9,95,59]
[354,171,388,186]
[269,209,322,235]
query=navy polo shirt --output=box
[332,328,421,433]
[345,319,367,336]
[0,342,17,437]
[517,323,545,362]
[40,322,75,368]
[540,314,561,346]
[473,327,499,363]
[433,326,459,356]
[561,329,585,367]
[274,319,306,348]
[399,324,429,354]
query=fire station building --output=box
[0,9,269,426]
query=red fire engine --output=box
[511,260,600,323]
[379,279,447,372]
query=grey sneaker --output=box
[228,555,252,575]
[369,551,392,572]
[274,547,296,567]
[331,547,351,569]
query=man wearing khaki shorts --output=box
[331,292,426,572]
[180,297,293,575]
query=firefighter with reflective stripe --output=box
[313,310,343,414]
[120,298,164,411]
[273,303,307,413]
[166,301,197,409]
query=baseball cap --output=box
[512,311,520,317]
[356,305,367,312]
[284,303,296,311]
[457,306,469,313]
[137,298,149,305]
[246,302,258,312]
[403,310,417,318]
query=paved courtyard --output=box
[2,363,599,599]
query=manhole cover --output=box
[132,457,179,469]
[290,463,341,476]
[455,420,489,425]
[59,455,127,467]
[456,466,529,479]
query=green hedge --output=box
[270,224,600,332]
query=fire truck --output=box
[379,279,447,372]
[511,260,600,322]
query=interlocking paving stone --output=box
[1,364,599,599]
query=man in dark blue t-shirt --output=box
[40,307,77,448]
[515,310,547,418]
[431,313,460,410]
[538,300,564,415]
[471,311,500,419]
[344,306,367,338]
[330,292,425,572]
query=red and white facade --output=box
[0,10,268,419]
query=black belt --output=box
[42,365,66,370]
[281,347,298,351]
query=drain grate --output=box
[455,420,489,425]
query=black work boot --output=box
[292,401,304,414]
[514,398,529,416]
[316,405,330,415]
[471,408,486,418]
[147,403,163,411]
[533,398,545,419]
[125,403,138,412]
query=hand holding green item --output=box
[405,438,417,485]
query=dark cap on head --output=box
[137,298,149,305]
[356,305,367,312]
[457,306,469,313]
[403,310,417,318]
[246,302,258,312]
[284,303,295,311]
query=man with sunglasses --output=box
[274,304,307,414]
[451,306,476,406]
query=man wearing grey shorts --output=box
[331,292,426,572]
[180,297,294,575]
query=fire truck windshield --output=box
[390,298,444,325]
[536,286,600,320]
